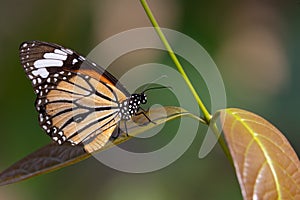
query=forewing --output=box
[20,41,127,151]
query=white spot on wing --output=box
[54,49,67,56]
[39,114,44,122]
[32,68,49,78]
[43,53,67,60]
[61,48,73,54]
[79,56,85,61]
[72,58,78,65]
[34,59,63,68]
[22,43,28,47]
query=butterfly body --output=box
[20,41,147,153]
[119,93,147,120]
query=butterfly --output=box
[19,41,151,153]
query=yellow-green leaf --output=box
[0,106,189,186]
[219,108,300,199]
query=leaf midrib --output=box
[228,109,281,200]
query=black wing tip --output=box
[19,40,56,49]
[19,41,37,49]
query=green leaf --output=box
[218,108,300,199]
[0,106,189,186]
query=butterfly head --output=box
[124,86,170,117]
[138,93,147,104]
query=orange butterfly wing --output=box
[20,41,128,153]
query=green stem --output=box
[140,0,211,124]
[210,120,233,164]
[140,0,232,162]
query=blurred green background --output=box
[0,0,299,199]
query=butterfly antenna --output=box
[140,75,168,92]
[142,86,172,93]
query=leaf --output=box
[0,143,87,186]
[218,108,300,199]
[0,106,190,186]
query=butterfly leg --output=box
[135,107,156,125]
[110,121,130,140]
[124,120,129,137]
[110,122,121,140]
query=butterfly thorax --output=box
[119,93,147,120]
